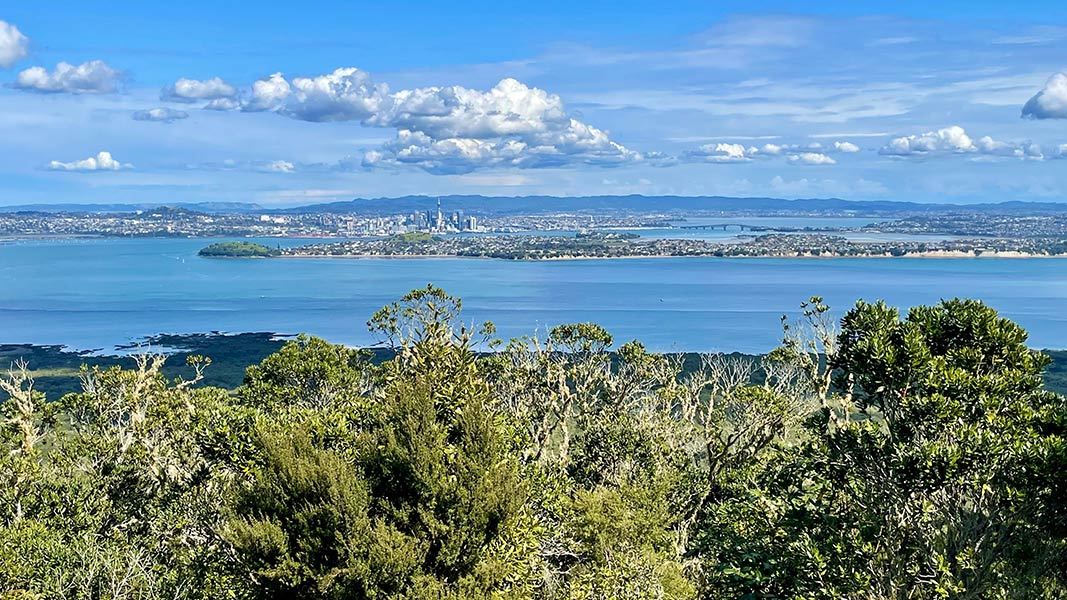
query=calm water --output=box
[616,217,961,243]
[2,236,1066,352]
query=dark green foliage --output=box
[241,334,369,411]
[548,322,613,353]
[700,299,1067,599]
[0,355,249,599]
[224,428,420,599]
[360,353,522,585]
[198,241,279,257]
[391,232,439,243]
[1,291,1065,599]
[225,287,528,598]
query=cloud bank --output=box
[367,78,640,173]
[13,60,121,94]
[686,140,852,165]
[0,20,29,68]
[132,107,189,123]
[48,151,131,171]
[170,68,641,174]
[880,125,978,155]
[880,125,1045,159]
[245,68,387,121]
[161,77,238,103]
[264,160,295,173]
[1022,73,1067,119]
[789,152,836,165]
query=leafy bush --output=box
[1,289,1064,599]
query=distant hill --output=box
[5,195,1067,217]
[273,195,1067,217]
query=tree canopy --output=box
[1,289,1064,599]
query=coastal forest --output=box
[1,287,1065,599]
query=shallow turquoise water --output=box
[2,236,1065,352]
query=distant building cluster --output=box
[411,198,480,233]
[327,199,483,236]
[281,232,1067,260]
[5,202,1067,262]
[0,201,483,239]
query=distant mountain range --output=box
[273,195,1067,216]
[4,195,1067,216]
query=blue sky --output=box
[1,1,1066,206]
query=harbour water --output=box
[2,236,1066,352]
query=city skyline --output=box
[1,2,1067,205]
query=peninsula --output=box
[267,233,1067,260]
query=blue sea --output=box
[2,236,1066,353]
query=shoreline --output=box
[8,234,1067,261]
[7,333,1067,400]
[7,333,1066,357]
[277,250,1067,261]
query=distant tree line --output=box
[1,287,1064,599]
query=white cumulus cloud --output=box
[788,152,837,165]
[132,107,189,123]
[0,20,29,68]
[13,60,121,94]
[179,69,386,121]
[1022,73,1067,119]
[365,122,640,175]
[264,160,295,173]
[48,151,131,171]
[688,142,758,162]
[172,70,640,174]
[204,97,241,111]
[880,125,1051,160]
[281,67,387,122]
[687,140,854,164]
[364,77,639,173]
[161,77,237,103]
[242,72,292,112]
[880,125,978,155]
[179,69,642,173]
[373,78,568,139]
[364,130,518,174]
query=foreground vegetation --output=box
[1,287,1065,599]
